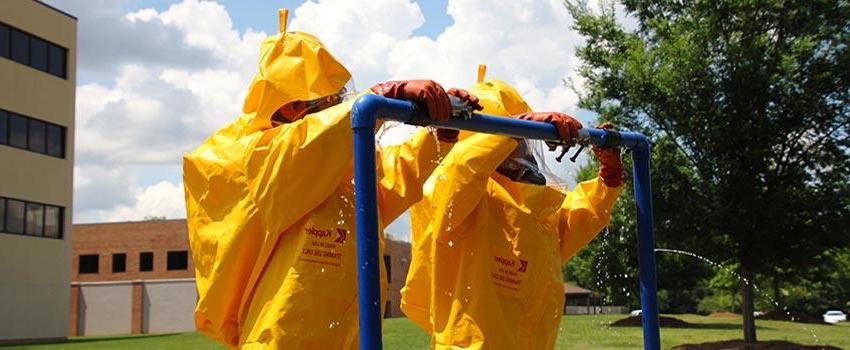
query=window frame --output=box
[4,199,25,234]
[0,196,63,239]
[0,110,7,145]
[24,202,44,236]
[78,254,100,274]
[139,252,154,272]
[1,108,66,158]
[1,21,68,79]
[10,28,29,65]
[27,118,46,154]
[166,250,189,271]
[8,112,28,149]
[112,253,127,273]
[0,22,10,58]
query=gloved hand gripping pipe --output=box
[350,94,659,350]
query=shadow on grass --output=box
[688,323,775,331]
[0,333,178,348]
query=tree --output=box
[565,137,714,313]
[567,0,850,343]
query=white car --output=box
[630,309,642,316]
[823,310,847,324]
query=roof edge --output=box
[32,0,77,21]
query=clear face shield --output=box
[496,139,575,188]
[274,79,357,123]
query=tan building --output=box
[69,219,412,337]
[0,0,76,344]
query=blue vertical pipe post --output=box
[633,141,660,350]
[351,94,660,350]
[351,99,383,350]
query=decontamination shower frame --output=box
[350,94,660,350]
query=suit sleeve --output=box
[374,129,455,225]
[557,177,622,262]
[426,133,518,240]
[244,100,355,239]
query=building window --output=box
[46,124,64,157]
[1,22,67,79]
[1,109,67,158]
[48,44,67,78]
[28,119,46,153]
[0,110,7,144]
[0,196,63,239]
[5,199,24,234]
[79,255,99,274]
[25,203,44,236]
[30,36,48,72]
[44,206,61,238]
[0,23,9,58]
[8,113,27,148]
[167,250,189,270]
[384,255,392,283]
[139,252,154,272]
[10,29,28,65]
[112,253,126,273]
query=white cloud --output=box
[57,0,616,226]
[77,178,186,223]
[49,0,267,222]
[288,0,425,89]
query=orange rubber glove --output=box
[370,80,452,121]
[435,88,483,143]
[517,112,583,145]
[592,122,625,187]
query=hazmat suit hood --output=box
[242,17,351,130]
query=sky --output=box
[43,0,614,240]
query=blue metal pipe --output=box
[350,94,659,350]
[633,143,660,350]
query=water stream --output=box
[654,248,820,344]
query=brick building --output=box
[70,219,412,337]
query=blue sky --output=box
[125,0,454,39]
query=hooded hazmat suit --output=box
[400,78,622,349]
[183,19,452,349]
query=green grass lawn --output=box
[2,315,847,349]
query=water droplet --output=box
[447,240,454,247]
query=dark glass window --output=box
[44,206,61,238]
[9,113,27,148]
[48,44,66,78]
[28,119,45,153]
[0,23,9,58]
[384,255,392,283]
[25,203,44,236]
[46,124,63,157]
[139,252,154,272]
[0,199,5,231]
[112,253,126,273]
[0,110,7,144]
[167,251,189,270]
[10,29,28,64]
[5,199,24,234]
[79,255,99,274]
[30,37,48,71]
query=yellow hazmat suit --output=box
[401,77,622,349]
[183,13,449,349]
